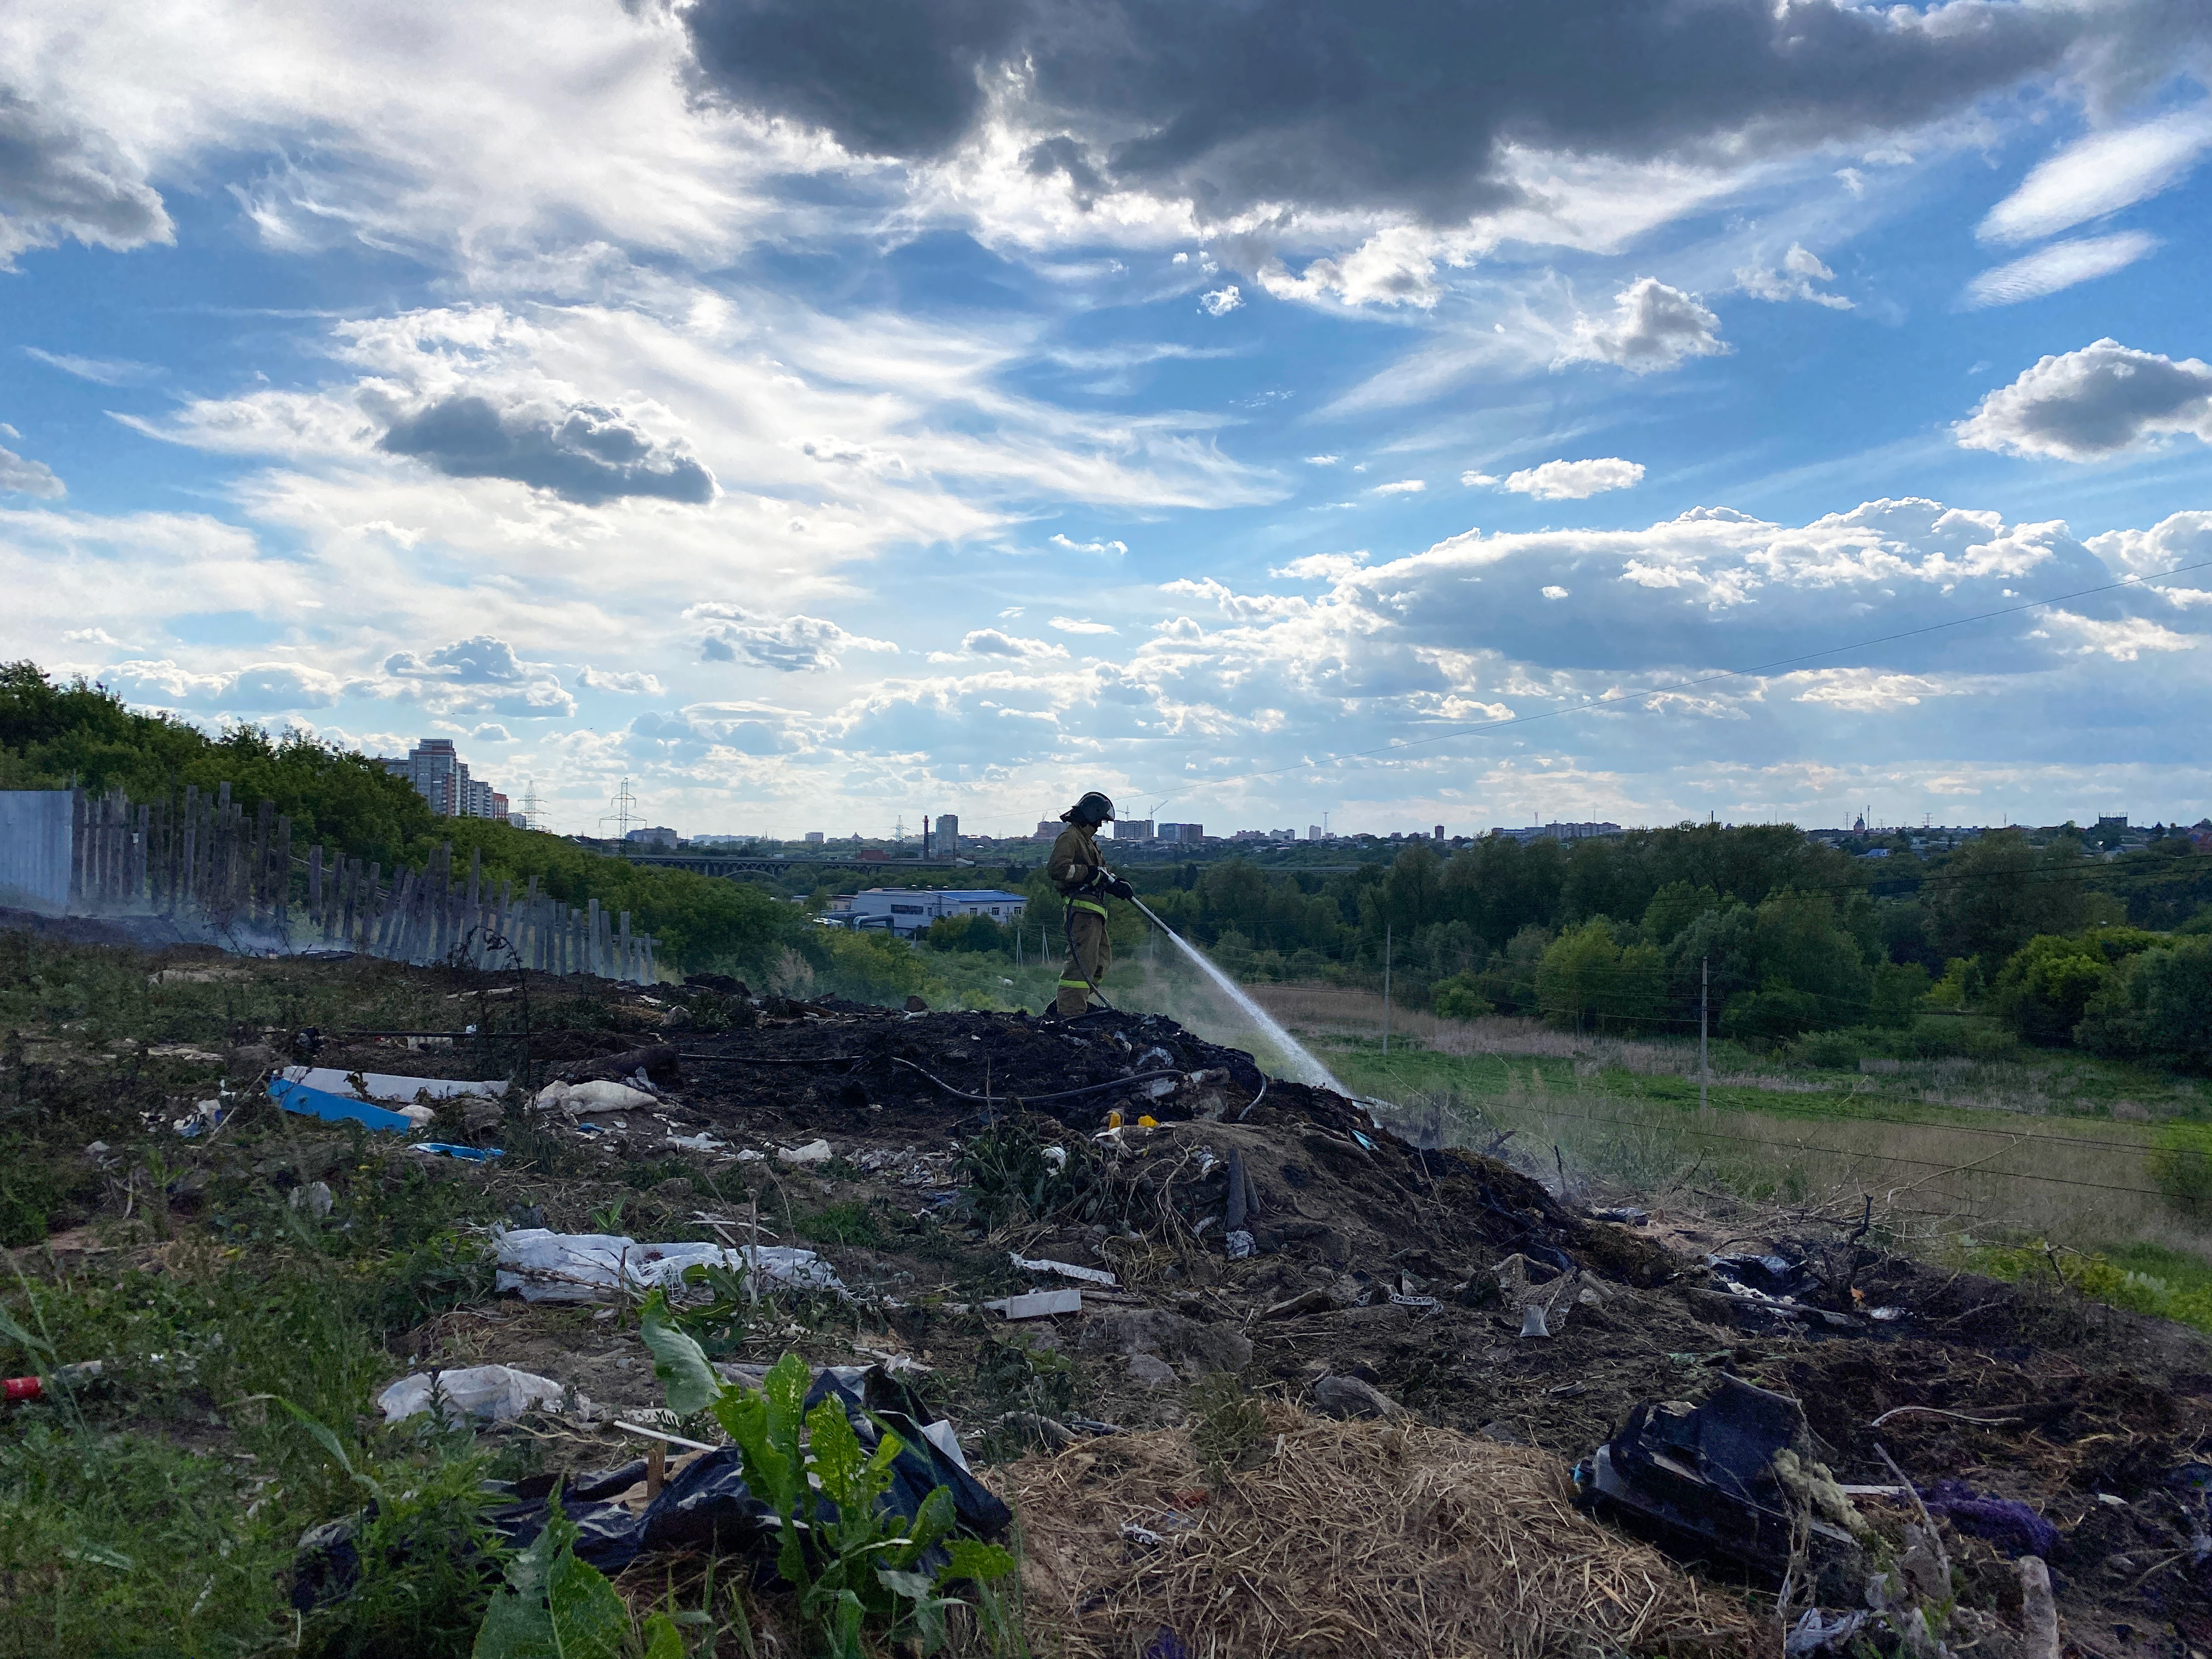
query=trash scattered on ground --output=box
[533,1079,658,1115]
[1310,1374,1403,1420]
[283,1066,508,1103]
[407,1141,504,1161]
[491,1229,845,1304]
[986,1288,1083,1320]
[268,1075,424,1131]
[1576,1376,1863,1573]
[288,1181,333,1219]
[776,1138,833,1165]
[376,1365,579,1424]
[298,1362,1007,1602]
[1918,1478,2061,1558]
[1591,1205,1650,1226]
[1009,1252,1119,1287]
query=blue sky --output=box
[3,0,2210,838]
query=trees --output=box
[2076,936,2212,1066]
[1989,928,2163,1046]
[1533,919,1664,1032]
[1922,831,2092,968]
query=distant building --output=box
[932,813,960,854]
[1035,821,1062,839]
[1488,821,1623,844]
[1158,822,1204,843]
[1307,825,1324,840]
[624,826,679,849]
[379,738,511,820]
[837,888,1029,936]
[1115,819,1155,841]
[1434,825,1444,841]
[804,831,825,845]
[856,848,890,862]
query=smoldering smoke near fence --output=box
[7,783,657,983]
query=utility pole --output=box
[1382,922,1392,1058]
[1699,956,1710,1115]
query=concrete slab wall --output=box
[0,791,73,913]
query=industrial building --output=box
[826,887,1029,935]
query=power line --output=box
[1155,556,2212,803]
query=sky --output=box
[3,1,2211,841]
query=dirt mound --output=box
[999,1401,1757,1659]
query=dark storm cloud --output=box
[0,87,172,262]
[677,0,2194,222]
[376,394,716,506]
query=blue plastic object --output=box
[414,1143,505,1161]
[267,1077,414,1133]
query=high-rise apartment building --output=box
[379,738,512,820]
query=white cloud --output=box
[1048,616,1118,634]
[1198,285,1243,317]
[1370,479,1426,495]
[1786,669,1947,711]
[1500,458,1646,501]
[1305,454,1341,466]
[1255,229,1441,309]
[693,610,898,673]
[1962,232,2158,308]
[1562,278,1727,374]
[0,444,65,499]
[1269,550,1368,582]
[952,628,1067,661]
[1049,533,1130,555]
[23,346,162,385]
[472,723,515,741]
[1979,108,2212,245]
[1540,585,1570,600]
[1460,471,1498,487]
[1955,340,2212,461]
[2034,611,2196,661]
[1735,244,1852,310]
[579,666,665,695]
[98,657,347,713]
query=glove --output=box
[1106,876,1135,901]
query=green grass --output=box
[1960,1239,2212,1337]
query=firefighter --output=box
[1047,791,1133,1017]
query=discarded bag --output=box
[1576,1376,1862,1572]
[533,1079,659,1116]
[492,1229,846,1304]
[292,1363,1008,1606]
[376,1364,582,1424]
[283,1066,507,1104]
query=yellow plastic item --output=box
[1137,1114,1159,1128]
[1106,1110,1124,1128]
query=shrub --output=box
[1430,973,1493,1022]
[1990,929,2163,1046]
[2076,936,2212,1067]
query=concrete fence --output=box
[1,783,658,984]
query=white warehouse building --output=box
[831,887,1029,936]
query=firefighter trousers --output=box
[1056,899,1112,1017]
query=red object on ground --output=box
[3,1376,42,1402]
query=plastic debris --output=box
[986,1288,1082,1319]
[376,1365,579,1424]
[1918,1479,2060,1559]
[284,1066,507,1104]
[408,1142,505,1161]
[1785,1609,1870,1657]
[776,1138,834,1165]
[4,1360,105,1404]
[1577,1376,1863,1571]
[1224,1229,1255,1260]
[268,1076,421,1132]
[289,1181,334,1220]
[173,1098,225,1137]
[1008,1251,1119,1287]
[1592,1206,1650,1226]
[1519,1304,1551,1338]
[1041,1146,1069,1172]
[533,1079,658,1116]
[491,1229,846,1304]
[298,1363,1008,1601]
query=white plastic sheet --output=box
[282,1066,506,1102]
[1008,1251,1119,1287]
[492,1228,846,1304]
[376,1364,578,1423]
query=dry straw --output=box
[997,1403,1758,1659]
